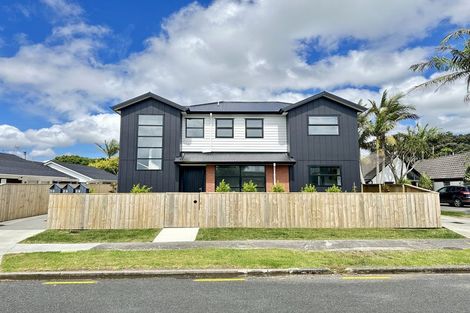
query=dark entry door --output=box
[181,167,205,192]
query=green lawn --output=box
[3,249,470,272]
[196,228,462,241]
[21,229,160,244]
[441,211,470,218]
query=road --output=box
[2,274,470,312]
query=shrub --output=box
[325,185,341,193]
[464,165,470,184]
[88,157,119,175]
[301,184,317,192]
[271,183,285,192]
[215,179,231,192]
[242,180,257,192]
[381,184,391,192]
[397,177,411,185]
[418,173,434,190]
[130,184,152,193]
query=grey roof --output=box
[53,161,117,181]
[414,152,470,180]
[175,152,296,164]
[112,92,186,113]
[187,101,289,113]
[0,153,73,179]
[111,91,365,114]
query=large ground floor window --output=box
[215,165,266,191]
[309,166,342,187]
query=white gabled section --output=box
[43,161,94,183]
[181,114,288,152]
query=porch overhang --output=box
[175,152,296,164]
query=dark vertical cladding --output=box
[288,97,361,191]
[117,98,181,192]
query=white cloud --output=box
[1,0,470,158]
[0,114,119,154]
[40,0,83,18]
[29,148,56,160]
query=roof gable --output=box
[112,92,186,113]
[283,91,366,112]
[112,91,364,115]
[46,161,117,181]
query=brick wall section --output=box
[205,165,215,192]
[265,164,290,192]
[265,165,274,191]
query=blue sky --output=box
[0,0,469,160]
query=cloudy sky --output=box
[0,0,469,160]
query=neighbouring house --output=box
[0,153,74,184]
[113,91,366,193]
[413,151,470,190]
[44,160,117,184]
[361,155,409,184]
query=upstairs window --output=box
[137,114,163,170]
[216,118,234,138]
[245,118,263,138]
[308,116,339,135]
[309,166,342,187]
[186,118,204,138]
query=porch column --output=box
[205,165,215,192]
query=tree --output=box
[410,28,470,101]
[53,155,96,165]
[96,139,119,159]
[386,125,440,182]
[88,157,119,175]
[363,90,419,184]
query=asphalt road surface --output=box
[2,274,470,312]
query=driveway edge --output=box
[2,266,470,280]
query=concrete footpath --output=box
[0,215,47,258]
[8,238,470,255]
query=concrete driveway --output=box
[0,215,47,258]
[440,204,470,238]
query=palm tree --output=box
[365,90,419,184]
[357,101,373,184]
[410,28,470,101]
[96,139,119,159]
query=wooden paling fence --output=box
[47,192,441,229]
[0,184,50,222]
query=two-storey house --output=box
[113,91,366,192]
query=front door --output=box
[180,167,205,192]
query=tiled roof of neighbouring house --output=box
[52,161,117,181]
[413,152,470,180]
[0,153,73,179]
